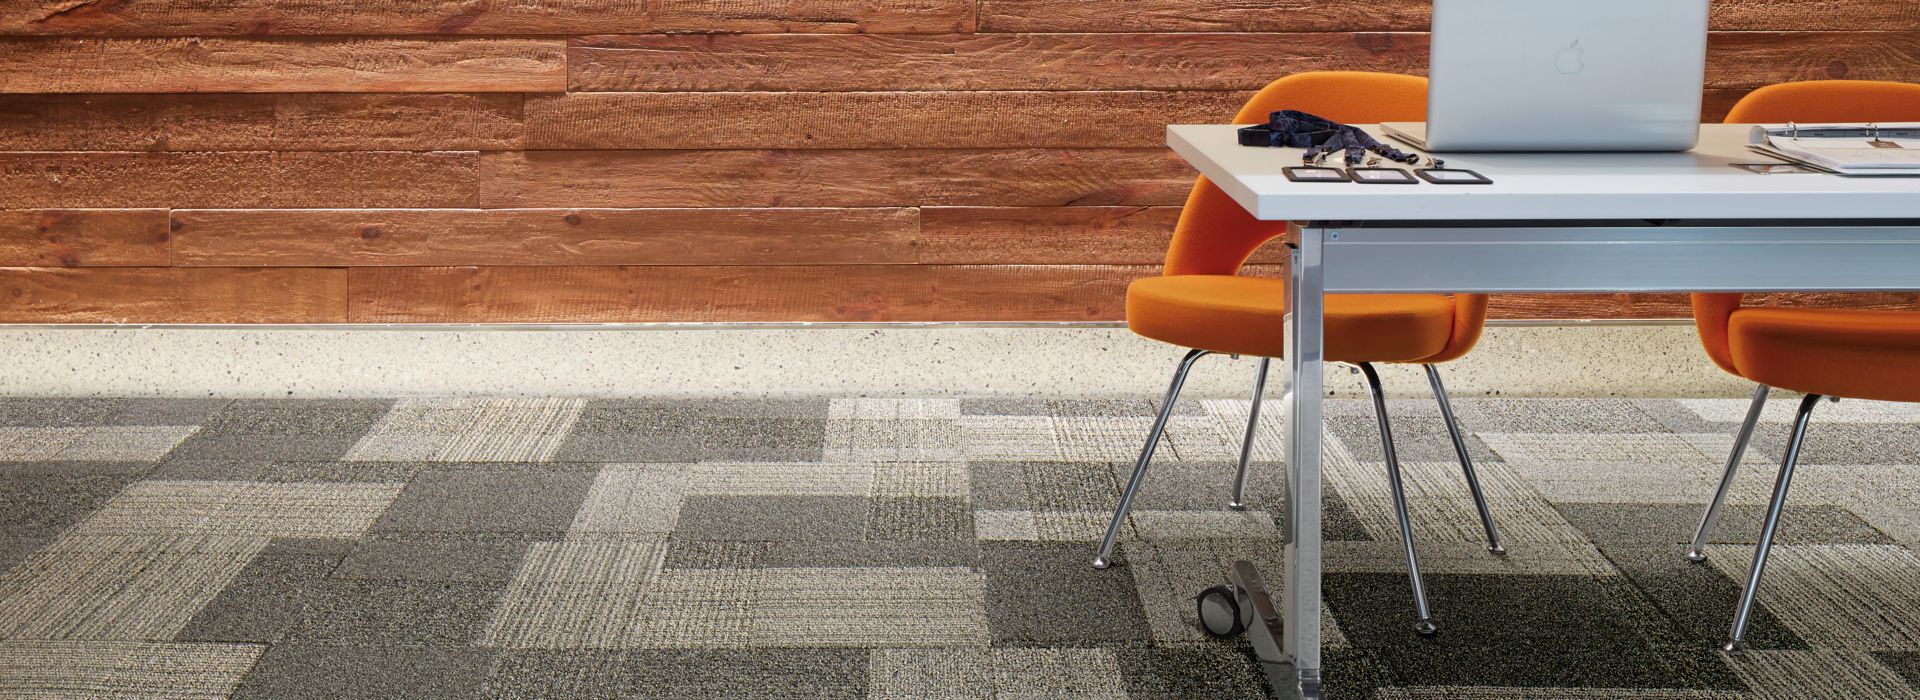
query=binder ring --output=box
[1787,122,1798,138]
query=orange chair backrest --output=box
[1724,80,1920,124]
[1696,80,1920,375]
[1164,72,1429,277]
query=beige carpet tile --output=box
[566,466,689,536]
[975,510,1042,541]
[750,567,989,648]
[0,426,198,463]
[1323,540,1620,578]
[867,647,1126,699]
[64,481,402,539]
[688,462,874,496]
[1478,432,1715,467]
[870,462,970,499]
[1727,650,1920,700]
[0,535,266,641]
[0,640,265,700]
[1127,509,1282,540]
[344,398,585,463]
[1679,398,1920,425]
[1710,544,1920,651]
[957,415,1232,463]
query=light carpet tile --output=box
[64,481,402,539]
[1032,511,1127,542]
[871,462,970,499]
[1322,430,1587,546]
[1376,689,1741,699]
[827,398,963,421]
[1128,509,1282,540]
[1726,649,1920,700]
[344,398,585,462]
[624,568,758,649]
[957,415,1232,463]
[975,510,1040,541]
[1324,540,1619,578]
[688,462,873,496]
[0,640,265,700]
[1200,399,1287,463]
[0,535,266,641]
[751,568,989,648]
[1123,538,1347,649]
[1679,397,1920,425]
[483,540,668,649]
[0,426,198,462]
[1478,432,1713,467]
[567,466,690,536]
[825,398,964,462]
[867,648,1126,699]
[1710,544,1920,651]
[1828,466,1920,546]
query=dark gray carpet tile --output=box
[757,538,980,569]
[1446,398,1676,435]
[263,537,361,557]
[147,458,424,483]
[176,550,344,644]
[1591,544,1808,653]
[553,426,825,463]
[1556,502,1894,549]
[1020,461,1124,513]
[673,494,868,541]
[0,398,225,427]
[1103,458,1276,512]
[484,649,868,700]
[1241,479,1374,543]
[0,534,49,576]
[1326,413,1504,465]
[660,539,772,569]
[1325,572,1745,691]
[372,466,596,536]
[1871,651,1920,691]
[961,398,1197,417]
[167,400,392,461]
[866,496,974,540]
[165,433,370,462]
[983,541,1153,646]
[1116,647,1268,700]
[334,534,534,582]
[283,579,505,648]
[1745,422,1920,465]
[0,473,135,539]
[969,461,1036,510]
[232,643,494,700]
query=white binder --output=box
[1748,123,1920,176]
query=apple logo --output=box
[1555,39,1585,75]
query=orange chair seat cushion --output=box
[1126,275,1457,362]
[1727,307,1920,403]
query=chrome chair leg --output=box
[1094,348,1210,569]
[1688,384,1771,563]
[1723,391,1822,655]
[1424,364,1506,555]
[1229,357,1272,511]
[1359,362,1437,636]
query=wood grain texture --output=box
[977,0,1920,32]
[1708,33,1920,89]
[917,205,1288,265]
[0,93,523,151]
[568,33,1426,92]
[479,149,1196,208]
[0,0,974,36]
[0,266,346,322]
[0,209,171,266]
[0,152,479,208]
[524,91,1248,149]
[0,37,565,93]
[349,264,1145,323]
[1488,293,1920,320]
[168,208,921,266]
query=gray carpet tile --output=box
[4,395,1920,697]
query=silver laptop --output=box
[1382,0,1709,153]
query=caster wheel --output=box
[1196,584,1249,637]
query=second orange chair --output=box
[1093,72,1506,636]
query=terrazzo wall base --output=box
[0,324,1749,399]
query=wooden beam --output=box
[976,0,1920,32]
[169,208,922,266]
[0,93,524,151]
[0,267,347,323]
[0,209,171,266]
[0,37,566,93]
[0,152,479,209]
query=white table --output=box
[1166,123,1920,699]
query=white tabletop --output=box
[1168,124,1920,222]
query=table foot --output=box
[1200,561,1326,699]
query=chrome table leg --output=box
[1230,357,1273,510]
[1724,392,1821,654]
[1094,348,1209,569]
[1688,384,1771,563]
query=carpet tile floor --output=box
[0,395,1918,698]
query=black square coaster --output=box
[1347,167,1419,184]
[1416,167,1493,184]
[1284,166,1350,182]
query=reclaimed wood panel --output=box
[0,267,346,322]
[916,205,1291,265]
[978,0,1920,33]
[1708,33,1920,89]
[568,33,1427,92]
[349,264,1145,323]
[1489,293,1920,320]
[0,0,973,36]
[0,37,565,93]
[168,208,921,266]
[524,91,1248,149]
[0,209,171,266]
[479,149,1196,208]
[0,93,523,151]
[0,152,479,208]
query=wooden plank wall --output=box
[2,1,1918,324]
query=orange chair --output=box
[1685,79,1920,654]
[1093,72,1505,636]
